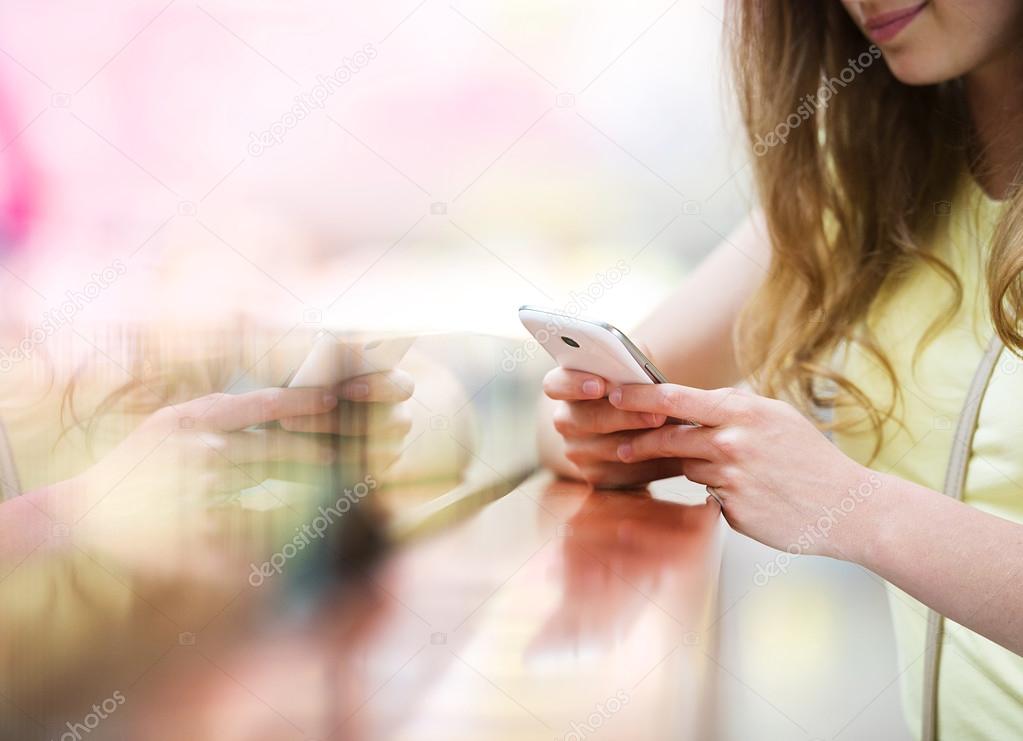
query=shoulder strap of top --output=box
[921,334,1004,741]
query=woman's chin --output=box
[881,48,963,86]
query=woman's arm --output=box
[861,476,1023,655]
[632,209,770,388]
[537,210,771,480]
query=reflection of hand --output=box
[280,370,413,435]
[79,386,341,501]
[543,367,684,487]
[527,492,718,657]
[281,369,415,477]
[44,386,345,582]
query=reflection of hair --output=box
[58,328,234,458]
[728,2,1023,454]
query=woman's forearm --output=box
[850,473,1023,656]
[633,211,768,389]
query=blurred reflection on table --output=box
[42,476,722,741]
[0,324,549,740]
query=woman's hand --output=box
[608,383,882,559]
[543,368,686,488]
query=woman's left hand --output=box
[608,383,884,560]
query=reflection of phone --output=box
[287,333,414,388]
[518,305,668,387]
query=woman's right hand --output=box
[543,368,685,488]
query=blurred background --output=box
[0,0,750,333]
[0,4,909,741]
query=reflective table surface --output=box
[4,472,908,741]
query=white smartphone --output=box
[287,333,414,388]
[518,305,669,387]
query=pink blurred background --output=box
[0,0,748,333]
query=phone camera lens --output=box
[561,336,580,348]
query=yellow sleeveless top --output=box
[833,176,1023,739]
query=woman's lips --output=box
[864,1,928,43]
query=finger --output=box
[338,370,415,403]
[543,368,608,401]
[553,399,665,437]
[218,429,337,465]
[192,388,339,431]
[564,430,650,465]
[576,459,687,489]
[608,384,742,427]
[680,459,724,488]
[616,424,718,463]
[280,403,412,437]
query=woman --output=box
[539,2,1023,738]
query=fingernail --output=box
[609,388,622,405]
[582,380,601,397]
[322,393,338,408]
[617,443,633,461]
[344,383,369,400]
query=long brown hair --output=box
[727,1,1023,449]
